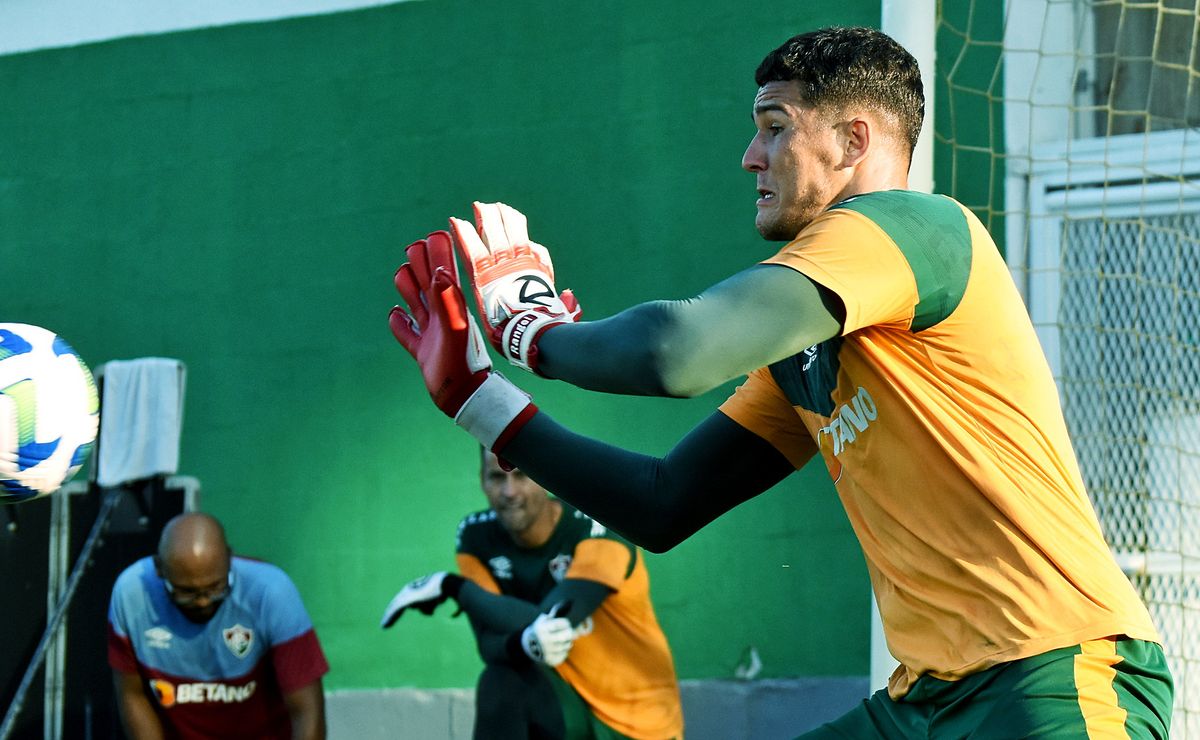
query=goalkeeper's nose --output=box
[496,481,521,503]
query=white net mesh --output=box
[938,0,1200,734]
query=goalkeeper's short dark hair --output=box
[756,26,925,158]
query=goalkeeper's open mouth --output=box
[757,188,776,206]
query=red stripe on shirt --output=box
[269,628,329,695]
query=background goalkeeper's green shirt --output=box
[719,189,1160,700]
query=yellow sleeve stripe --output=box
[456,553,501,595]
[566,539,632,590]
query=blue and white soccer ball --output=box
[0,324,99,503]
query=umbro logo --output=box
[145,627,173,649]
[489,556,513,580]
[801,345,819,372]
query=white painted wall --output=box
[0,0,419,56]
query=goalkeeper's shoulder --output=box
[455,508,501,552]
[558,503,625,543]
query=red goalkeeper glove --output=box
[449,202,580,375]
[389,231,537,452]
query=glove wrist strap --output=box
[442,573,465,599]
[519,624,543,663]
[501,310,568,374]
[453,373,537,452]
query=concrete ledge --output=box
[327,676,869,740]
[679,677,869,739]
[327,687,475,739]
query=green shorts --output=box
[801,638,1173,739]
[544,666,640,740]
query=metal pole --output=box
[875,0,937,695]
[883,0,937,194]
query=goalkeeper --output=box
[388,26,1174,738]
[380,449,682,740]
[391,24,1171,738]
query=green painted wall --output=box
[1,0,881,689]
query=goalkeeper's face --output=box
[743,81,848,241]
[481,450,552,536]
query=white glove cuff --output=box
[454,373,533,450]
[501,310,567,372]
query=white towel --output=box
[97,358,186,487]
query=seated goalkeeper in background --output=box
[380,448,683,740]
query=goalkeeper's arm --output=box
[460,579,612,665]
[503,409,802,553]
[535,263,844,397]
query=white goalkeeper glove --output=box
[520,603,575,666]
[380,572,462,628]
[450,202,581,374]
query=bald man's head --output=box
[158,512,228,563]
[155,513,233,623]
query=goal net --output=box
[937,0,1200,734]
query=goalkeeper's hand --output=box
[519,602,575,667]
[449,202,581,375]
[389,231,539,453]
[380,572,463,628]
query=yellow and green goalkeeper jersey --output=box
[719,189,1160,700]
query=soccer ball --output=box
[0,324,99,503]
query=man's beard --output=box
[497,506,532,533]
[757,195,827,241]
[758,210,816,241]
[180,605,219,624]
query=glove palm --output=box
[381,572,451,628]
[389,231,491,418]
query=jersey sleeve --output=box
[457,552,502,594]
[566,539,634,591]
[764,207,918,334]
[456,512,504,595]
[719,367,818,468]
[270,629,329,695]
[260,570,329,694]
[258,570,317,644]
[764,196,973,335]
[558,516,636,591]
[106,566,141,673]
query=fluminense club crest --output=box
[223,624,254,659]
[548,553,572,582]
